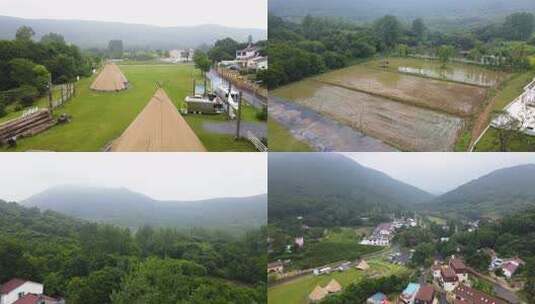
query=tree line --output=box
[0,200,266,304]
[0,26,97,118]
[263,12,535,89]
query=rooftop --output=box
[454,285,506,304]
[0,278,27,294]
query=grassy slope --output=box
[268,259,407,304]
[268,118,313,152]
[474,70,535,152]
[2,64,256,152]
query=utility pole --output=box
[48,74,53,114]
[236,92,242,139]
[227,81,232,120]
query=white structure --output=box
[163,49,194,63]
[236,44,260,60]
[0,279,43,304]
[295,237,304,248]
[492,78,535,136]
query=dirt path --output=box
[203,121,267,138]
[269,96,397,152]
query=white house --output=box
[0,279,43,304]
[166,49,194,63]
[295,237,304,248]
[236,44,260,60]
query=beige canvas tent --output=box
[308,285,328,302]
[90,63,128,91]
[325,279,342,293]
[110,88,206,152]
[356,259,370,271]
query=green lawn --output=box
[268,259,407,304]
[474,70,535,152]
[268,118,313,152]
[1,64,256,152]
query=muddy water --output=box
[273,80,463,151]
[269,96,397,152]
[317,65,487,116]
[398,66,501,87]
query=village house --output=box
[449,257,469,283]
[267,261,284,274]
[0,279,61,304]
[236,44,260,60]
[164,49,194,63]
[366,292,389,304]
[399,282,420,304]
[453,285,506,304]
[414,284,437,304]
[439,266,459,292]
[360,223,396,247]
[501,258,524,279]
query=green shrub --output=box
[17,85,39,107]
[256,106,267,121]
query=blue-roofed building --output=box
[399,283,421,304]
[366,292,388,304]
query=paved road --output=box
[207,70,266,109]
[269,96,397,152]
[203,121,267,138]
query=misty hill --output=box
[427,164,535,218]
[22,185,266,231]
[268,153,433,226]
[269,0,535,25]
[0,15,267,49]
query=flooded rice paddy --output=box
[316,65,487,117]
[272,58,509,151]
[273,80,463,151]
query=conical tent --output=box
[90,63,128,91]
[325,279,342,293]
[110,88,206,152]
[356,259,370,270]
[308,285,328,302]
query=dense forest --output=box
[264,12,535,88]
[0,26,96,117]
[0,200,266,303]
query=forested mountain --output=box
[268,153,433,226]
[269,0,535,25]
[23,185,267,233]
[0,199,266,303]
[0,15,267,49]
[427,164,535,218]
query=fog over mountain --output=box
[269,0,535,24]
[0,15,267,49]
[21,185,267,232]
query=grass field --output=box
[289,231,384,270]
[474,70,535,152]
[1,64,257,152]
[268,118,313,152]
[427,215,447,225]
[268,259,407,304]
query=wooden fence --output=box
[215,67,267,102]
[246,131,268,152]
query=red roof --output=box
[441,267,458,282]
[450,258,467,273]
[454,285,506,304]
[13,294,58,304]
[415,284,435,301]
[1,278,26,294]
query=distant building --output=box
[501,258,524,279]
[449,257,469,282]
[165,49,194,63]
[295,237,304,248]
[267,261,284,274]
[0,279,60,304]
[439,266,459,292]
[453,285,506,304]
[414,284,437,304]
[399,283,420,304]
[236,43,260,60]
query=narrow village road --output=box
[269,96,397,152]
[207,70,266,109]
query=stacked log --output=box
[0,110,56,144]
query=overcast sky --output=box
[0,153,267,202]
[346,153,535,195]
[0,0,267,29]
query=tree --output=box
[374,15,402,49]
[193,50,211,91]
[15,26,35,41]
[492,110,524,152]
[207,38,240,62]
[437,45,456,67]
[9,58,37,86]
[108,40,124,59]
[411,18,427,42]
[40,33,66,45]
[503,12,535,41]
